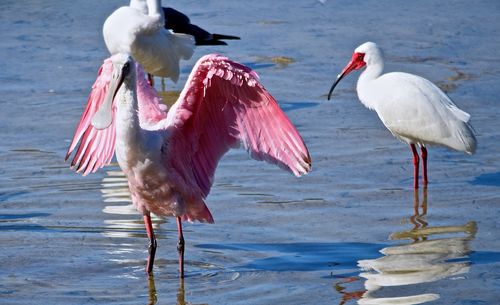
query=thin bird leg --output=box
[147,73,155,87]
[420,146,428,186]
[143,214,157,274]
[176,216,185,278]
[161,77,166,92]
[410,144,420,189]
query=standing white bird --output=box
[328,42,476,189]
[105,0,195,82]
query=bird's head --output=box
[327,41,383,100]
[92,53,135,130]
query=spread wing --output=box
[66,58,167,175]
[65,59,116,175]
[162,54,311,198]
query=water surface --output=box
[1,0,499,304]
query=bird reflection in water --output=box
[334,188,477,305]
[147,275,192,305]
[101,166,171,237]
[147,275,158,305]
[101,167,165,239]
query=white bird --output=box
[328,42,476,189]
[104,0,195,82]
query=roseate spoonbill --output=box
[328,42,476,189]
[162,7,240,46]
[66,53,311,277]
[106,0,195,82]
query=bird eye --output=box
[123,62,130,72]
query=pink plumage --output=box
[66,58,167,174]
[65,59,116,175]
[68,54,310,220]
[67,53,311,275]
[159,54,311,222]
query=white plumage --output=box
[328,42,477,188]
[103,0,194,81]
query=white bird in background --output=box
[328,42,476,189]
[129,0,240,46]
[104,0,195,82]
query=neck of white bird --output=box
[115,73,144,154]
[114,71,163,173]
[129,0,148,14]
[146,0,164,19]
[357,60,384,110]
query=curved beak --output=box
[327,72,347,101]
[91,66,125,130]
[327,52,366,100]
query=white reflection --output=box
[357,188,476,304]
[335,189,477,305]
[100,165,163,239]
[147,275,197,305]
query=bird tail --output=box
[452,120,477,154]
[181,198,214,224]
[460,123,477,154]
[441,96,477,154]
[447,103,471,123]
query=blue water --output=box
[1,0,500,304]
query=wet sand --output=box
[1,0,499,304]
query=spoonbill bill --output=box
[66,53,311,277]
[328,42,476,189]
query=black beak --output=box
[327,52,366,100]
[327,72,347,100]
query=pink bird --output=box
[328,42,476,189]
[66,53,311,277]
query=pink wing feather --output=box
[164,54,311,201]
[65,58,115,175]
[66,58,167,175]
[136,65,168,127]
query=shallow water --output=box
[1,0,500,304]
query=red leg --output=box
[421,146,428,186]
[176,217,185,278]
[147,73,155,87]
[143,214,157,274]
[410,144,419,189]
